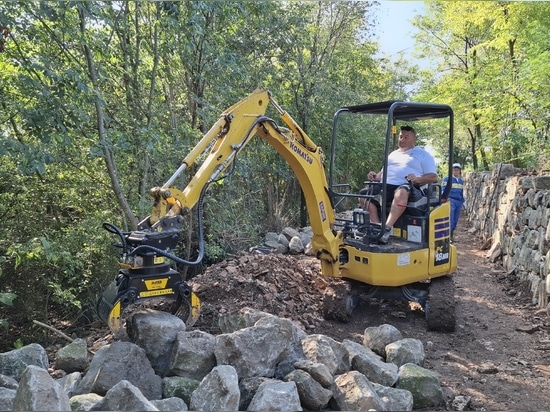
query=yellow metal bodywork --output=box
[147,88,456,290]
[107,300,122,333]
[189,292,201,325]
[340,202,457,287]
[150,88,341,277]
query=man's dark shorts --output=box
[360,182,424,206]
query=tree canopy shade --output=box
[0,0,394,346]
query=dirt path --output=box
[315,218,550,411]
[430,220,550,411]
[430,223,550,411]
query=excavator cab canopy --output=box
[342,100,453,120]
[328,100,455,210]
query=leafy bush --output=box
[0,292,16,332]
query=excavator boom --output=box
[149,88,341,274]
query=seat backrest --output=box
[426,183,442,205]
[406,183,441,216]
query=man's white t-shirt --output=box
[382,146,437,186]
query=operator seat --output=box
[405,183,441,216]
[358,181,441,217]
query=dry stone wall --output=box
[463,163,550,311]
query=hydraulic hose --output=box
[102,221,129,255]
[104,182,208,267]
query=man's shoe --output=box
[379,226,392,244]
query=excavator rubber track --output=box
[322,280,358,323]
[425,275,456,332]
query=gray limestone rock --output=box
[189,365,240,412]
[0,343,49,381]
[329,370,385,411]
[247,380,302,412]
[385,338,426,367]
[55,338,89,373]
[89,380,159,411]
[75,341,162,399]
[396,363,443,409]
[127,310,187,377]
[13,365,71,411]
[363,324,403,357]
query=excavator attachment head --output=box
[98,220,202,336]
[96,265,201,336]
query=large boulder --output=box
[396,363,444,409]
[0,344,49,381]
[189,365,240,412]
[13,365,71,411]
[74,341,162,399]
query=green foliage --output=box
[0,1,394,347]
[0,293,15,307]
[6,0,548,349]
[414,1,550,170]
[0,255,15,332]
[0,289,15,332]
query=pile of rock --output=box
[0,308,444,411]
[250,227,314,255]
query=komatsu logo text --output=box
[435,252,449,262]
[319,201,327,221]
[289,142,313,164]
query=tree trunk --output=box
[78,5,138,230]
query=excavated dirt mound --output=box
[190,253,329,334]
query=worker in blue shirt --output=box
[442,163,465,242]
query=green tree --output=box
[414,1,550,170]
[0,0,421,350]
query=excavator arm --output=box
[146,88,341,275]
[97,89,342,333]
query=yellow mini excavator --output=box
[97,88,457,334]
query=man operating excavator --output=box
[360,125,438,243]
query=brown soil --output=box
[189,218,550,411]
